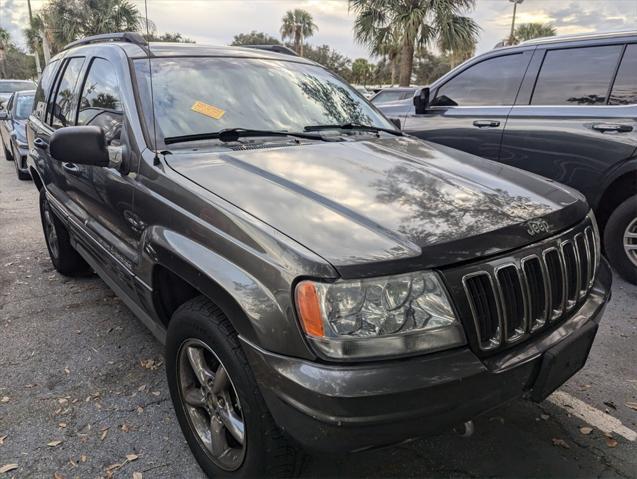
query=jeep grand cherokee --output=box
[27,33,611,478]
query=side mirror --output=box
[413,87,430,114]
[50,125,109,167]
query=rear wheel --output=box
[603,195,637,284]
[39,189,89,276]
[166,296,302,478]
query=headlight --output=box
[295,271,465,360]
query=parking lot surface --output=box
[1,151,636,478]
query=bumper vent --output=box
[448,220,597,353]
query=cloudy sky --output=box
[2,0,636,59]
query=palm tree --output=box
[352,10,401,85]
[280,9,318,56]
[350,0,479,87]
[514,23,556,43]
[33,0,149,55]
[0,28,10,79]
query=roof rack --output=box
[242,45,298,56]
[62,32,147,51]
[519,29,637,46]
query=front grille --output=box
[444,218,597,354]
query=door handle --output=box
[33,137,48,149]
[473,120,500,128]
[591,123,633,133]
[62,162,80,173]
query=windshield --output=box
[0,81,35,94]
[14,94,35,120]
[134,57,393,145]
[371,89,415,104]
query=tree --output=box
[350,0,479,86]
[0,28,37,79]
[351,58,373,85]
[231,31,281,46]
[412,50,452,85]
[514,23,556,43]
[34,0,149,54]
[280,9,317,56]
[0,28,9,78]
[302,44,352,78]
[144,32,195,43]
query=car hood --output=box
[165,136,588,278]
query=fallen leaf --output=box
[552,438,570,449]
[64,368,70,375]
[151,391,160,397]
[603,401,617,410]
[133,473,142,479]
[540,414,550,421]
[80,455,87,463]
[126,454,138,462]
[120,423,130,433]
[53,472,65,479]
[626,402,637,411]
[58,398,68,405]
[58,423,67,429]
[136,406,144,414]
[100,429,108,441]
[47,440,63,447]
[0,396,9,404]
[0,435,6,446]
[579,426,593,435]
[0,464,18,474]
[606,437,618,448]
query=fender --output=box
[593,154,637,209]
[142,226,316,360]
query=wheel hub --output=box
[624,217,637,267]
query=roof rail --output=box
[62,32,147,51]
[518,29,637,46]
[242,45,298,56]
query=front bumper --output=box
[242,259,612,453]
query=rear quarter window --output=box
[609,44,637,105]
[33,59,59,121]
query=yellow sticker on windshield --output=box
[191,101,225,120]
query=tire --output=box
[38,189,89,276]
[166,296,302,478]
[2,138,13,161]
[603,195,637,284]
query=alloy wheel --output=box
[624,217,637,267]
[177,338,246,471]
[43,202,59,259]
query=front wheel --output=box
[165,296,302,478]
[603,195,637,284]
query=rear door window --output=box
[49,57,85,129]
[531,45,623,105]
[609,44,637,105]
[433,54,526,107]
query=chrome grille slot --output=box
[463,273,501,349]
[575,233,590,298]
[585,226,597,286]
[561,241,579,309]
[522,256,547,331]
[544,248,565,320]
[496,265,526,341]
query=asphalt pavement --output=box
[0,150,636,478]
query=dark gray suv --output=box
[381,31,637,284]
[27,33,611,478]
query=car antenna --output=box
[144,0,160,166]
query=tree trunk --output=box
[398,37,414,87]
[294,27,302,55]
[390,53,399,86]
[41,30,51,64]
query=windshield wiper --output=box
[163,128,326,145]
[303,123,403,136]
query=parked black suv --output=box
[27,33,611,478]
[380,31,637,284]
